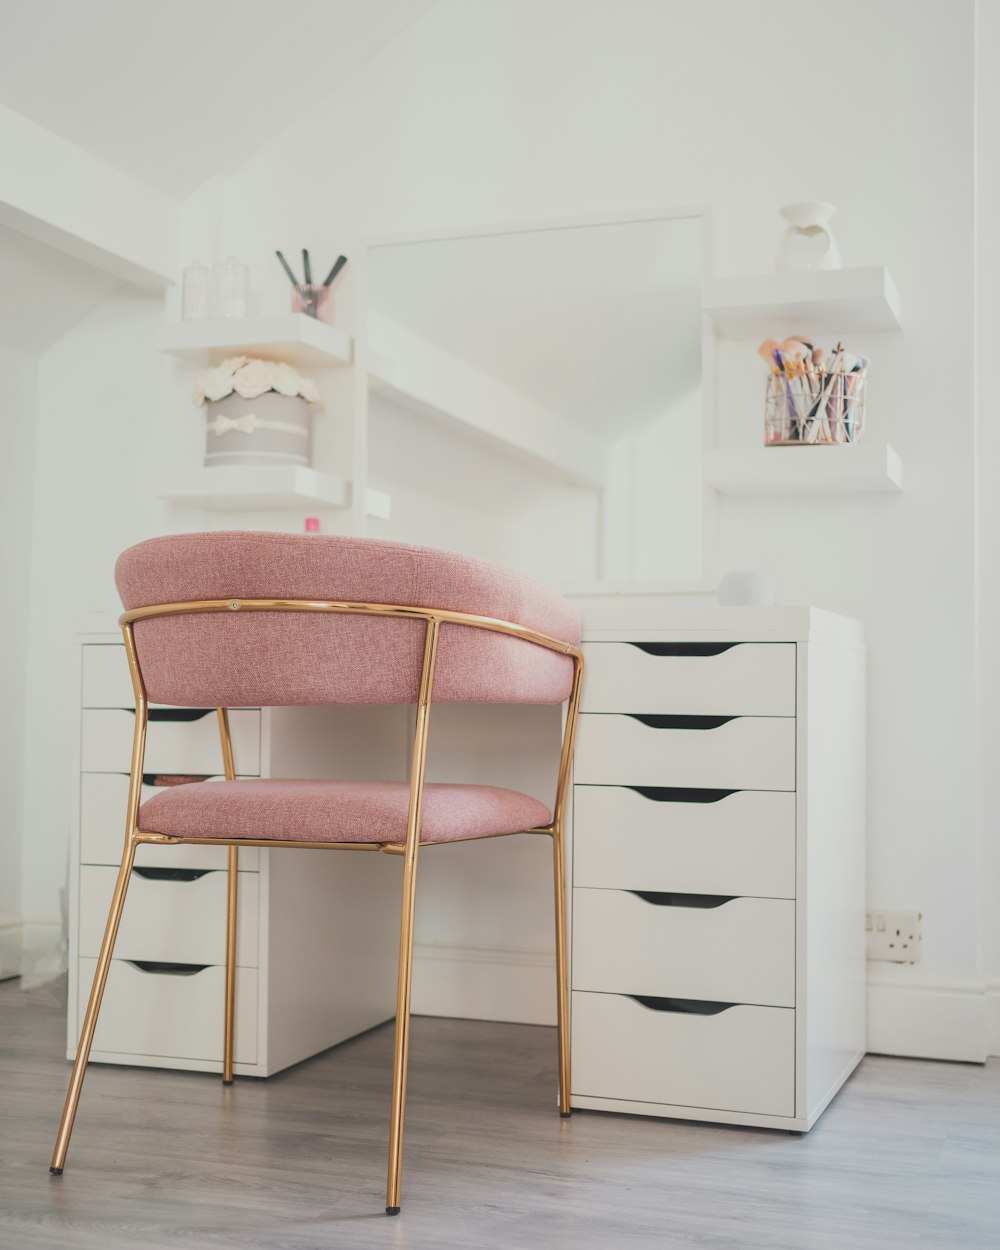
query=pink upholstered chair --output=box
[50,531,583,1215]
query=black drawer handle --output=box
[115,708,214,722]
[627,786,737,805]
[127,961,210,976]
[627,714,737,731]
[629,995,735,1015]
[142,774,211,787]
[147,709,215,723]
[628,643,741,657]
[629,891,735,909]
[132,867,212,883]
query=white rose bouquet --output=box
[193,356,321,407]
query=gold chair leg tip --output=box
[386,1206,400,1216]
[49,1166,63,1176]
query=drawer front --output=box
[79,865,259,967]
[573,889,795,1007]
[77,957,257,1065]
[582,642,796,717]
[575,714,795,791]
[573,786,795,899]
[82,644,136,708]
[80,773,259,870]
[81,708,261,775]
[572,991,794,1117]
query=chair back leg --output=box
[551,651,582,1117]
[223,845,239,1084]
[217,708,239,1085]
[552,818,571,1115]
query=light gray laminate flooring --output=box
[1,977,998,1250]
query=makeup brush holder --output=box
[291,284,332,323]
[764,370,866,446]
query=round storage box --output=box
[204,393,312,467]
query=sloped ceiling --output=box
[0,0,436,197]
[0,222,118,353]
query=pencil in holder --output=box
[764,369,866,446]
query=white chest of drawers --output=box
[68,634,407,1078]
[569,606,866,1131]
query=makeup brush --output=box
[322,255,348,287]
[807,342,844,442]
[773,348,802,436]
[276,250,299,287]
[780,339,809,366]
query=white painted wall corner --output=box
[0,919,23,982]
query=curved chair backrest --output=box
[115,532,581,708]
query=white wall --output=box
[13,0,990,1052]
[975,0,1000,1053]
[168,0,982,1046]
[0,348,37,972]
[21,290,170,926]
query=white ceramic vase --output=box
[775,202,842,273]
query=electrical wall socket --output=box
[866,910,922,963]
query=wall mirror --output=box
[364,211,706,588]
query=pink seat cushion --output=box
[115,532,580,707]
[138,778,552,845]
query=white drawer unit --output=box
[77,958,260,1066]
[79,865,260,967]
[573,786,795,899]
[81,708,262,776]
[581,642,796,717]
[572,992,794,1118]
[573,890,795,1007]
[574,713,796,792]
[69,636,406,1078]
[82,642,144,709]
[570,608,866,1132]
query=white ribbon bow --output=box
[208,413,308,439]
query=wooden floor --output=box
[2,978,998,1249]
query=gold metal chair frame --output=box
[50,596,584,1216]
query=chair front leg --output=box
[385,850,419,1215]
[385,615,439,1216]
[50,837,137,1173]
[223,845,239,1084]
[552,817,571,1116]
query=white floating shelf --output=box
[158,466,391,519]
[703,267,902,338]
[707,442,903,496]
[159,315,352,368]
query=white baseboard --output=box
[0,922,23,982]
[19,920,67,989]
[412,942,556,1025]
[867,972,988,1063]
[987,981,1000,1058]
[412,949,998,1062]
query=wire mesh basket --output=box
[764,369,866,445]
